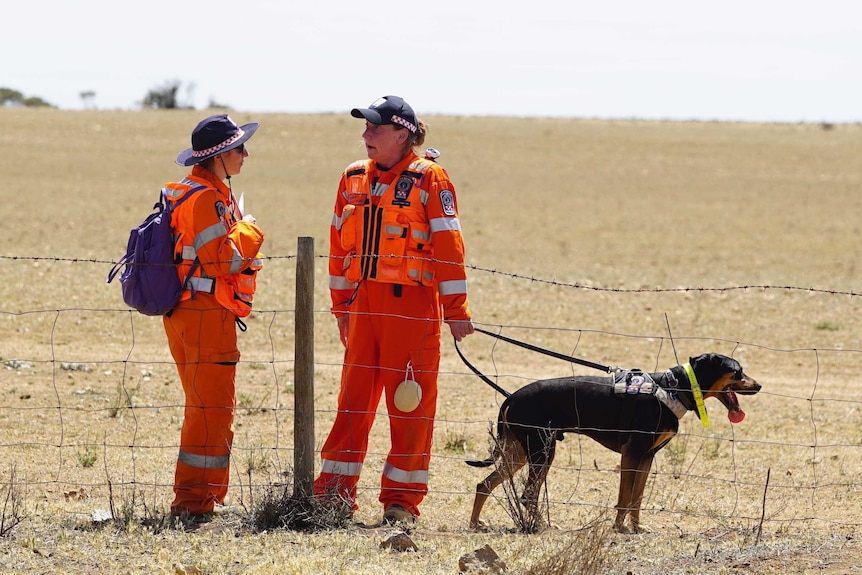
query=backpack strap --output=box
[164,183,207,209]
[105,251,132,284]
[165,184,208,299]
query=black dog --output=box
[467,353,761,532]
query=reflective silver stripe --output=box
[177,449,229,470]
[419,189,429,205]
[411,228,431,242]
[227,244,243,274]
[194,222,227,252]
[407,269,434,283]
[329,275,356,290]
[430,217,461,233]
[186,276,215,293]
[192,226,242,274]
[438,279,467,296]
[385,225,403,236]
[407,160,431,173]
[250,257,264,268]
[371,182,389,197]
[164,180,203,199]
[321,458,362,477]
[382,462,428,485]
[181,245,197,260]
[332,212,342,230]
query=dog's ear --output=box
[696,353,722,367]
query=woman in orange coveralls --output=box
[314,96,474,525]
[164,114,264,520]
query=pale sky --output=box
[5,0,861,123]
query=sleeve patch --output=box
[215,201,227,222]
[440,189,456,216]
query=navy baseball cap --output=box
[351,95,418,133]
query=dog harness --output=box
[612,369,688,419]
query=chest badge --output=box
[393,175,413,207]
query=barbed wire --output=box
[3,252,860,297]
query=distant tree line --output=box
[2,81,228,110]
[142,80,192,109]
[142,80,228,110]
[0,88,54,107]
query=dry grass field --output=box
[1,109,862,573]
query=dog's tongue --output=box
[728,409,745,424]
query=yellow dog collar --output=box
[683,362,709,428]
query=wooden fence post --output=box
[293,236,315,498]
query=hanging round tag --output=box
[394,379,422,413]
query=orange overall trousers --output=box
[163,293,239,515]
[314,280,442,517]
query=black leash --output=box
[474,327,615,373]
[453,337,512,397]
[453,327,617,398]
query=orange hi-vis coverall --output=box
[162,165,264,516]
[314,150,470,517]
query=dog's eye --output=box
[733,370,744,381]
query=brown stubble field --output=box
[1,109,862,573]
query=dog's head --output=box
[689,353,761,424]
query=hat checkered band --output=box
[390,115,417,134]
[193,128,245,158]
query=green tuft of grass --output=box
[76,444,98,468]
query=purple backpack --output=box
[107,186,204,315]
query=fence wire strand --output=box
[2,253,862,530]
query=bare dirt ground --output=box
[1,110,861,573]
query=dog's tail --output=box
[466,436,502,468]
[465,406,509,467]
[465,456,495,468]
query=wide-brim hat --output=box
[351,95,417,133]
[175,113,259,166]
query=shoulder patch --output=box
[440,189,456,216]
[215,200,227,221]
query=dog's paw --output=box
[613,522,634,534]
